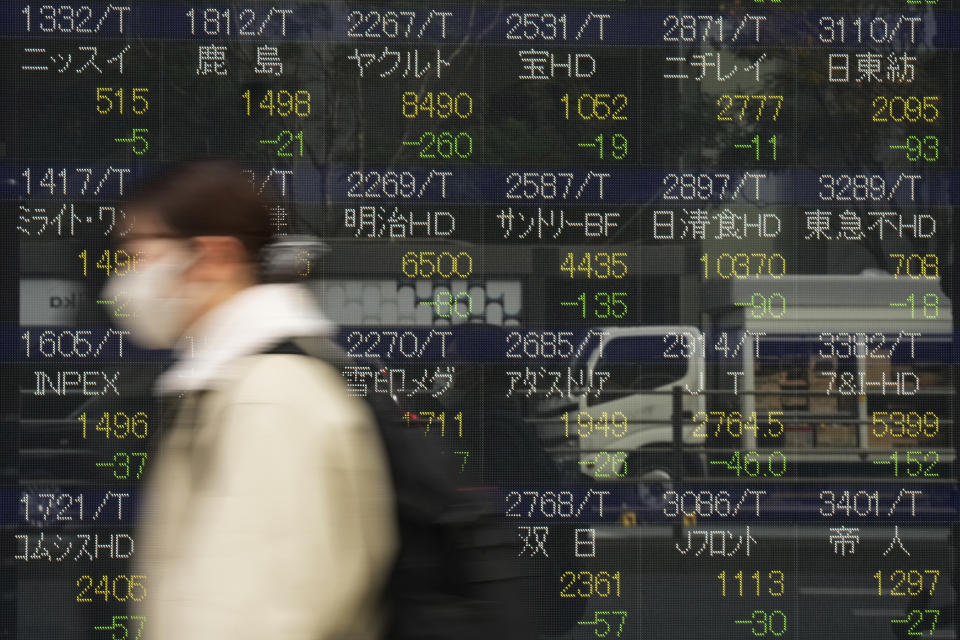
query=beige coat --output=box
[135,351,398,640]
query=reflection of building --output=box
[309,278,523,326]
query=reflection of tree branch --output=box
[731,10,945,270]
[387,3,480,170]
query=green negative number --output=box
[577,611,628,637]
[733,610,786,637]
[890,136,938,162]
[578,134,628,160]
[93,615,147,640]
[420,291,472,318]
[735,292,786,319]
[260,130,304,157]
[890,293,939,319]
[891,609,940,636]
[95,452,148,480]
[404,131,473,159]
[560,292,628,319]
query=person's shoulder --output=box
[228,352,356,409]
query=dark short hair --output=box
[125,160,273,258]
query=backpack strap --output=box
[263,336,349,365]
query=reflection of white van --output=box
[562,275,953,482]
[573,326,706,484]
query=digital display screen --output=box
[3,2,957,638]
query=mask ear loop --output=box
[258,235,330,283]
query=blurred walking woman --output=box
[104,161,397,640]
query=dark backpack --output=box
[262,337,537,640]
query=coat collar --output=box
[156,284,334,395]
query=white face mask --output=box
[101,245,201,349]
